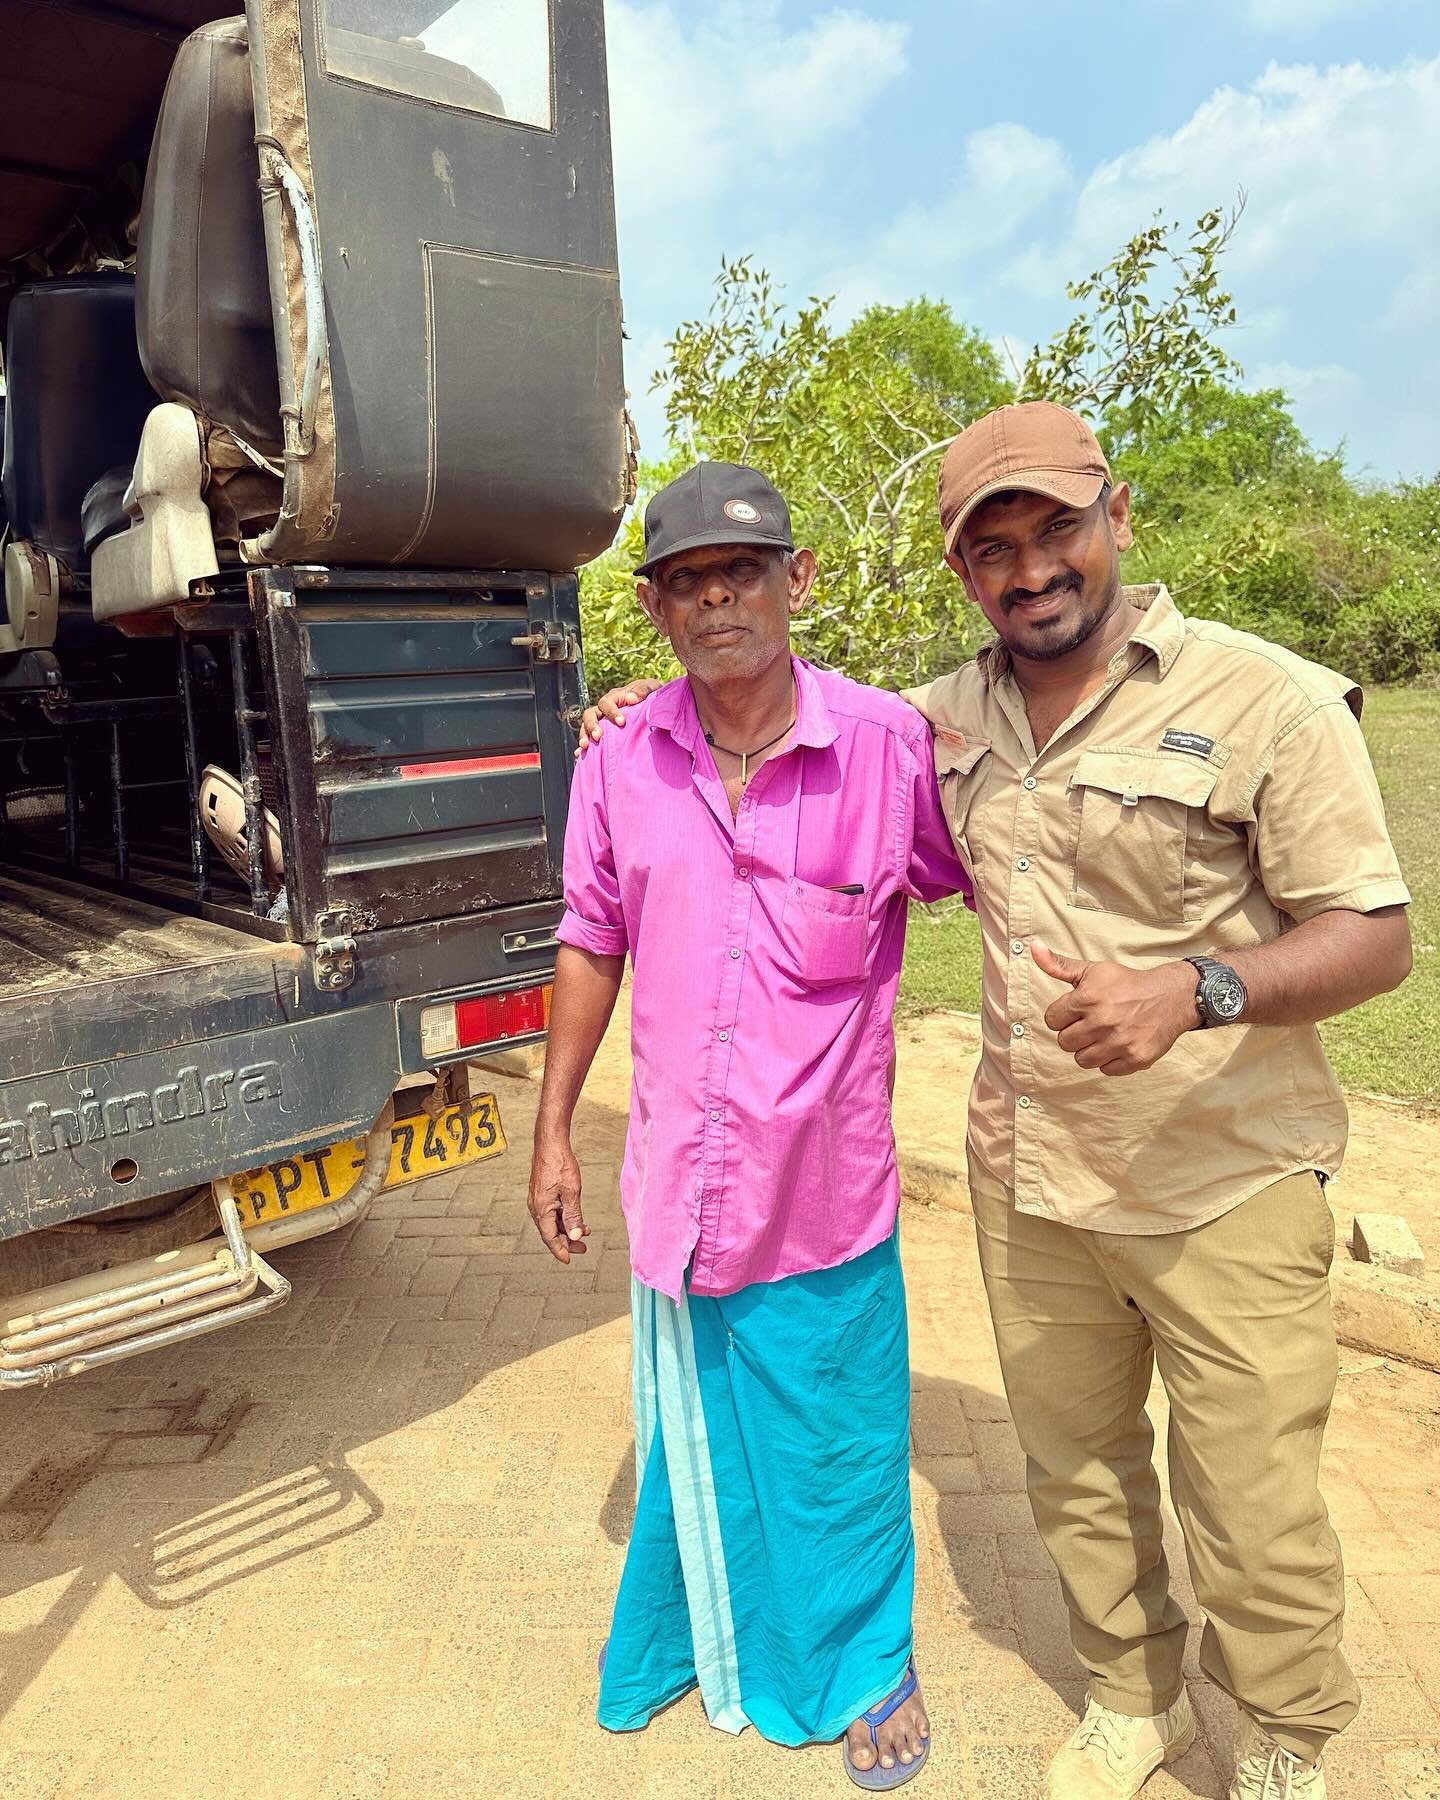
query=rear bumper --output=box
[0,898,560,1240]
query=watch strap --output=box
[1184,955,1239,1027]
[1184,956,1212,1027]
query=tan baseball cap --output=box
[938,401,1112,556]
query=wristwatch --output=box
[1184,955,1249,1027]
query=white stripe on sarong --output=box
[631,1276,749,1734]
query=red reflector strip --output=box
[399,753,541,778]
[455,983,552,1047]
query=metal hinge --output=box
[313,906,357,992]
[511,621,580,664]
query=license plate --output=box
[231,1094,506,1229]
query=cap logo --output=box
[723,499,761,524]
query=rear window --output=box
[319,0,554,131]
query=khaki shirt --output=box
[905,584,1410,1233]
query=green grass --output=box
[898,686,1440,1107]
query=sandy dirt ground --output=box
[0,1007,1434,1797]
[893,1010,1440,1268]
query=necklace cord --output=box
[704,713,797,787]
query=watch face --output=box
[1206,969,1247,1021]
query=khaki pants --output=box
[969,1156,1359,1762]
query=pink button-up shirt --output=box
[557,657,971,1302]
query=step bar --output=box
[0,1106,394,1388]
[0,1186,290,1388]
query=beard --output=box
[997,572,1114,663]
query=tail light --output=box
[419,983,552,1059]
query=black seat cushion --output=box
[1,276,157,571]
[135,17,281,456]
[81,465,135,557]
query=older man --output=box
[907,402,1411,1800]
[529,462,969,1787]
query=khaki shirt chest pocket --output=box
[934,736,992,874]
[1068,749,1219,928]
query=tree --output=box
[1102,383,1315,520]
[579,197,1440,693]
[1020,200,1245,426]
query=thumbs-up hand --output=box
[1030,943,1200,1077]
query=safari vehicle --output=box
[0,0,628,1384]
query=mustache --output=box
[1001,572,1082,613]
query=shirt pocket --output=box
[780,876,869,986]
[1068,749,1219,928]
[934,736,992,874]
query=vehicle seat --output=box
[135,16,281,461]
[92,16,280,623]
[90,405,220,624]
[0,276,157,575]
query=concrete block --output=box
[1352,1212,1425,1277]
[468,1046,544,1082]
[1331,1258,1440,1372]
[901,1155,1440,1373]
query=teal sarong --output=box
[597,1232,914,1745]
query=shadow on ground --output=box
[0,1067,1270,1797]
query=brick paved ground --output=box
[0,1017,1437,1799]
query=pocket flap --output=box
[934,735,992,779]
[1070,748,1218,808]
[781,877,868,985]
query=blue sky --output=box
[603,0,1439,483]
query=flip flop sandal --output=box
[842,1661,931,1790]
[198,764,284,892]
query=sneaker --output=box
[1228,1714,1327,1799]
[1045,1691,1196,1798]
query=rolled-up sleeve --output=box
[1251,697,1411,922]
[556,738,630,957]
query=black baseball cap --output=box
[634,462,794,577]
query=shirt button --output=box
[1018,1095,1033,1109]
[1016,857,1030,872]
[1010,938,1025,956]
[1011,1022,1026,1038]
[718,1030,730,1042]
[737,866,749,879]
[709,1110,721,1122]
[1022,775,1037,791]
[730,947,741,959]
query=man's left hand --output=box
[1031,945,1199,1076]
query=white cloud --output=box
[997,56,1440,474]
[1056,58,1440,284]
[877,124,1070,267]
[1244,358,1363,441]
[1247,358,1360,397]
[808,122,1069,324]
[1384,262,1440,332]
[604,1,910,223]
